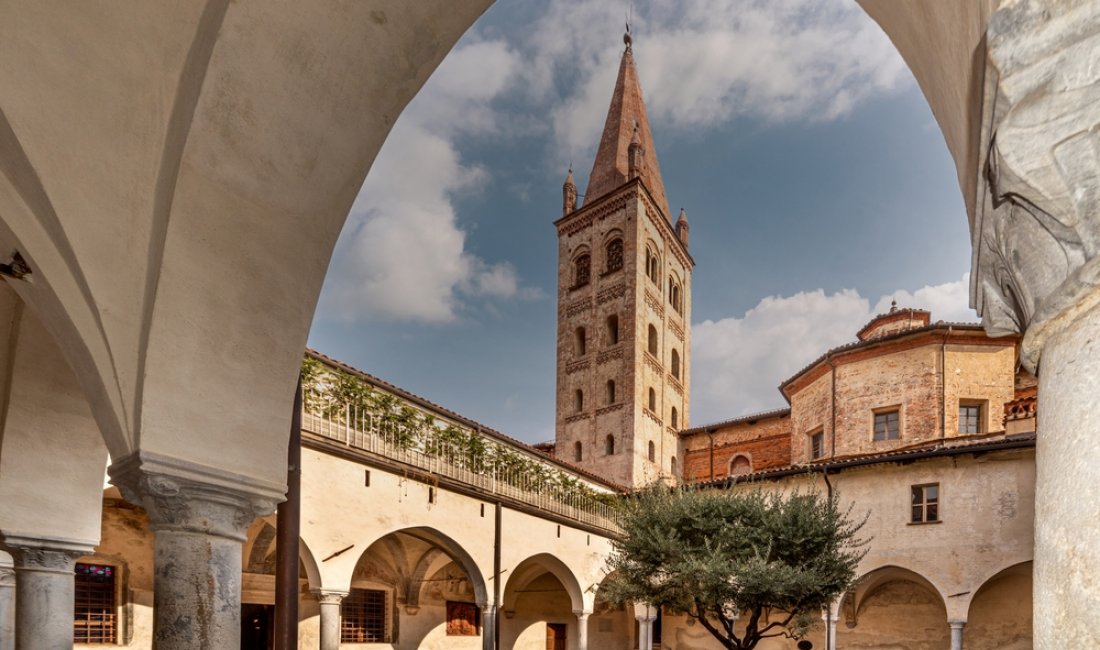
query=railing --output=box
[301,408,619,531]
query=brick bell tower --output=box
[553,30,694,489]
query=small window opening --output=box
[648,387,656,412]
[606,314,619,345]
[648,440,656,462]
[574,390,584,413]
[606,379,616,404]
[959,402,982,434]
[573,441,583,462]
[811,431,825,459]
[874,410,900,441]
[648,325,658,356]
[575,326,586,356]
[729,455,752,475]
[671,406,679,429]
[605,435,615,455]
[671,349,680,379]
[911,483,940,523]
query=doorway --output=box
[241,604,275,650]
[546,622,567,650]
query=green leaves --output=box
[603,485,868,650]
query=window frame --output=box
[873,408,901,441]
[910,483,940,524]
[958,401,983,434]
[810,430,825,460]
[605,434,616,455]
[341,588,391,643]
[74,562,118,645]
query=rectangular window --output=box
[446,601,480,636]
[74,563,117,644]
[341,588,389,643]
[810,431,825,459]
[873,409,900,441]
[911,483,940,523]
[959,403,982,434]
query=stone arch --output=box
[838,564,950,648]
[502,552,585,614]
[965,561,1032,650]
[241,519,323,592]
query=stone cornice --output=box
[667,376,684,397]
[596,403,625,416]
[668,318,684,342]
[564,413,590,424]
[597,348,625,365]
[563,297,592,318]
[644,289,664,318]
[643,352,662,375]
[565,359,590,375]
[597,282,628,304]
[643,408,663,427]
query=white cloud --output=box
[690,274,977,425]
[522,0,911,166]
[318,39,535,324]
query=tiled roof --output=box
[678,407,791,436]
[305,348,627,493]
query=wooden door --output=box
[546,623,567,650]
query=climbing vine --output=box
[301,357,621,511]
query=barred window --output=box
[74,563,116,644]
[605,239,624,273]
[573,254,591,288]
[341,588,389,643]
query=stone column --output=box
[0,564,14,650]
[972,3,1100,647]
[111,464,277,650]
[822,610,838,650]
[948,621,965,650]
[633,603,656,650]
[313,590,346,650]
[480,603,496,650]
[4,536,93,650]
[573,609,590,650]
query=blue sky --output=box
[309,0,978,443]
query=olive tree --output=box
[602,485,867,649]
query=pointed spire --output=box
[562,166,577,216]
[583,33,671,219]
[676,208,689,248]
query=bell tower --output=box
[553,31,693,488]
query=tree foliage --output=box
[602,485,867,649]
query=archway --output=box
[837,565,950,650]
[501,554,584,650]
[586,571,635,650]
[965,562,1032,650]
[342,527,488,648]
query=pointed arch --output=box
[502,553,585,614]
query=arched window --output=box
[574,326,586,356]
[729,455,752,476]
[648,387,656,412]
[606,314,619,345]
[671,406,679,428]
[573,441,583,462]
[671,349,680,379]
[605,435,615,455]
[606,380,616,404]
[573,253,591,288]
[574,389,584,413]
[648,325,658,356]
[671,455,678,477]
[648,440,656,462]
[645,246,660,284]
[605,238,624,273]
[669,278,682,313]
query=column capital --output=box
[110,452,282,541]
[312,590,348,606]
[948,620,967,629]
[1,535,94,575]
[972,0,1100,371]
[572,609,592,619]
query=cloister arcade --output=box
[0,0,1097,648]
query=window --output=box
[574,326,586,356]
[648,387,656,412]
[668,277,682,313]
[729,455,752,475]
[573,253,591,288]
[959,403,982,434]
[74,563,116,644]
[671,349,680,379]
[605,434,615,455]
[811,430,825,459]
[605,238,624,273]
[573,441,583,462]
[606,379,616,404]
[911,484,940,523]
[574,389,584,413]
[671,455,678,477]
[873,409,900,441]
[446,601,480,636]
[606,314,619,345]
[341,588,389,642]
[670,406,679,428]
[648,325,658,356]
[648,440,656,462]
[645,246,660,284]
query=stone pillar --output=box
[948,621,965,650]
[480,604,496,650]
[0,564,14,650]
[971,3,1100,647]
[313,590,346,650]
[822,611,838,650]
[633,603,656,650]
[111,464,277,650]
[4,536,93,650]
[573,610,590,650]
